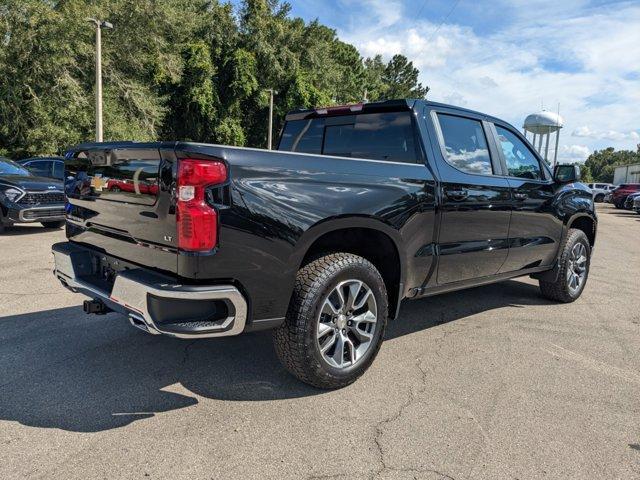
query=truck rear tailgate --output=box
[65,143,179,276]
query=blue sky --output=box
[242,0,640,163]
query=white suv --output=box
[586,183,615,202]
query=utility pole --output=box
[266,89,277,150]
[87,18,113,142]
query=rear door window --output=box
[279,112,418,163]
[435,113,493,175]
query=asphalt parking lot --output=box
[1,204,639,480]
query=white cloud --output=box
[344,0,404,28]
[337,0,640,160]
[572,126,640,142]
[561,144,591,162]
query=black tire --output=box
[594,194,604,203]
[0,223,5,234]
[41,221,65,229]
[539,229,591,303]
[273,253,388,389]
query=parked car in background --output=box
[0,157,66,233]
[18,156,65,181]
[53,99,597,389]
[623,191,640,210]
[604,190,614,203]
[586,182,615,202]
[611,184,640,209]
[633,195,640,214]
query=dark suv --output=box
[0,157,66,233]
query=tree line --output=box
[580,145,640,183]
[0,0,428,159]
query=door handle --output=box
[513,192,528,201]
[445,188,469,201]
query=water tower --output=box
[523,111,563,168]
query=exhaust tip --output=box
[128,314,160,335]
[128,314,148,332]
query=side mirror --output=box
[554,164,581,183]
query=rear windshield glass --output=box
[279,112,418,163]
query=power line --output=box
[414,0,429,18]
[426,0,462,43]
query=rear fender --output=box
[290,216,406,318]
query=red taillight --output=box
[177,158,227,252]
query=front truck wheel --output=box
[274,253,388,389]
[42,221,65,229]
[539,228,591,303]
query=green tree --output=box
[382,54,429,99]
[363,54,428,102]
[584,146,640,182]
[0,0,92,157]
[163,42,218,143]
[0,0,430,156]
[363,55,388,101]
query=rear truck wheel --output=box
[273,253,388,389]
[0,223,4,234]
[539,229,591,303]
[41,221,65,229]
[594,193,604,203]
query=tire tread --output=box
[273,252,387,389]
[539,228,590,303]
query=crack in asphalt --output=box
[0,291,62,296]
[306,474,352,480]
[305,329,459,480]
[367,329,458,480]
[182,340,198,365]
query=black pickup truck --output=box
[53,99,596,388]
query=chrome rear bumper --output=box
[52,242,248,339]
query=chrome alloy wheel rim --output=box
[567,242,588,294]
[316,279,378,369]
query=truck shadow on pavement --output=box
[1,225,63,236]
[0,280,551,433]
[604,209,640,220]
